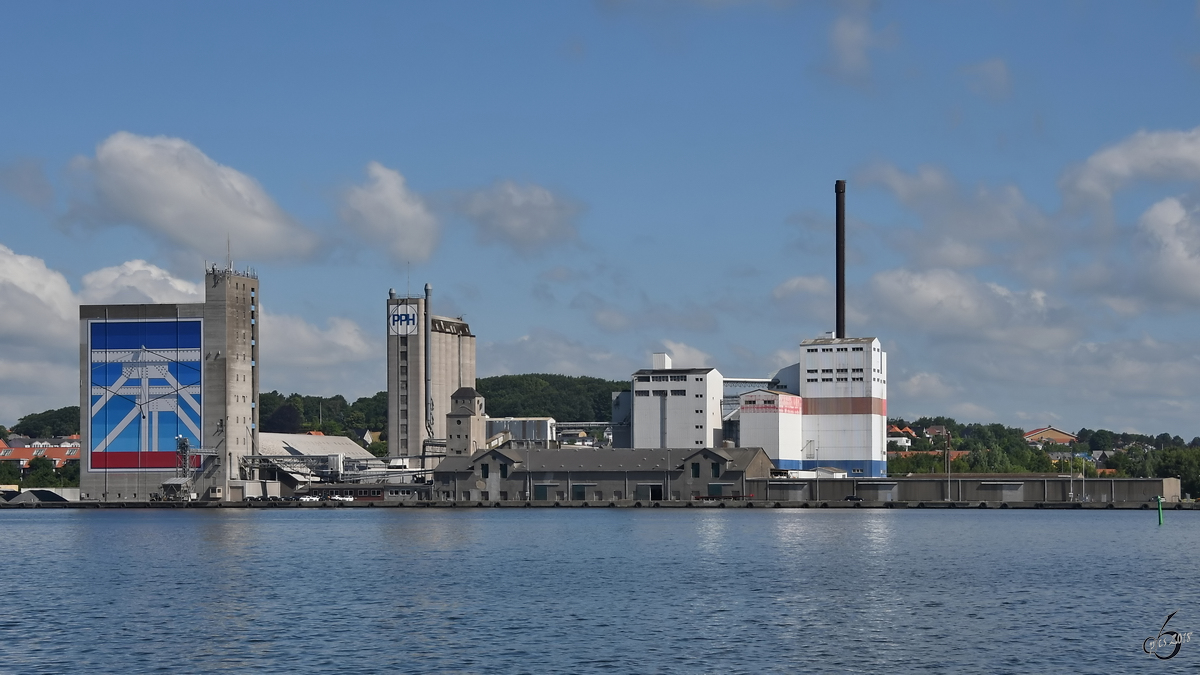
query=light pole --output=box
[945,432,952,502]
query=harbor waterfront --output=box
[2,508,1198,673]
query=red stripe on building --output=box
[802,397,886,416]
[90,452,183,469]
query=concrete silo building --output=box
[79,265,260,501]
[385,285,476,469]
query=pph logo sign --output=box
[389,304,419,335]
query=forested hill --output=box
[476,374,629,422]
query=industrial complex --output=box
[19,179,1166,508]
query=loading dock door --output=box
[634,484,664,501]
[534,485,549,500]
[708,484,724,497]
[571,485,586,501]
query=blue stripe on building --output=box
[91,319,202,350]
[773,459,887,478]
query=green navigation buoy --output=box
[1158,495,1164,526]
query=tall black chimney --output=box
[835,179,846,339]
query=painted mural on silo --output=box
[87,318,202,470]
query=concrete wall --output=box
[755,476,1181,503]
[386,294,475,467]
[78,268,257,502]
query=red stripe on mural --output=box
[802,397,886,416]
[91,452,181,469]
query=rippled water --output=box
[1,508,1198,674]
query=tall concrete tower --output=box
[79,265,259,501]
[385,285,476,469]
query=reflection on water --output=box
[2,508,1198,673]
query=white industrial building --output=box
[630,353,724,449]
[737,389,803,466]
[792,336,887,476]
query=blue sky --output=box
[3,0,1200,438]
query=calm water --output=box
[1,507,1197,674]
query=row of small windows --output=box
[806,377,869,383]
[806,345,866,352]
[637,375,701,382]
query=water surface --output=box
[1,508,1195,673]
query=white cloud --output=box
[458,180,581,253]
[858,162,1052,276]
[1137,196,1200,304]
[662,339,712,368]
[772,275,830,299]
[478,328,637,380]
[79,260,203,305]
[339,161,439,264]
[0,244,78,425]
[256,309,381,397]
[0,243,76,348]
[897,372,956,399]
[871,268,1074,351]
[826,1,895,84]
[961,58,1012,101]
[73,131,318,259]
[949,401,994,421]
[1060,125,1200,204]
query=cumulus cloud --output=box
[661,339,712,368]
[859,162,1052,275]
[961,58,1012,101]
[458,180,581,254]
[0,245,79,424]
[339,161,439,264]
[949,401,994,421]
[256,309,381,397]
[478,328,637,380]
[1136,197,1200,304]
[897,372,956,399]
[1060,125,1200,205]
[772,275,830,299]
[79,260,203,305]
[0,158,54,209]
[826,1,896,84]
[71,131,318,259]
[0,244,76,349]
[871,268,1074,351]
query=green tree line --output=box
[476,374,629,422]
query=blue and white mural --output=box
[88,319,202,470]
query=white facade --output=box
[737,389,803,465]
[794,337,887,477]
[631,354,723,449]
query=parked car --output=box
[298,495,319,502]
[843,495,863,502]
[330,494,354,502]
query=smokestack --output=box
[835,180,846,340]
